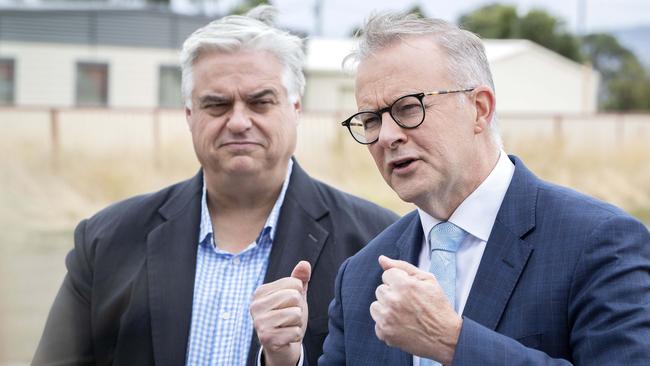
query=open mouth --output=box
[391,158,416,171]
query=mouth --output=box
[220,141,259,147]
[389,157,417,173]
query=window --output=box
[0,59,15,105]
[76,62,108,107]
[159,65,182,108]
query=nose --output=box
[226,103,252,133]
[376,111,406,149]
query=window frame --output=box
[75,61,109,107]
[0,58,16,106]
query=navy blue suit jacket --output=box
[320,156,650,365]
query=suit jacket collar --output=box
[462,155,537,329]
[494,155,537,238]
[395,210,424,265]
[147,170,203,366]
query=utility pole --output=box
[577,0,586,35]
[577,0,592,113]
[314,0,323,36]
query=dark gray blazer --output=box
[320,156,650,365]
[32,160,398,366]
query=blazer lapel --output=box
[247,161,330,365]
[462,156,537,330]
[263,162,329,282]
[147,172,203,366]
[384,212,424,366]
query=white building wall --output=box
[491,47,599,114]
[302,38,599,115]
[303,72,355,114]
[0,41,179,108]
[1,38,599,114]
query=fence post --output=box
[553,114,564,149]
[49,108,60,170]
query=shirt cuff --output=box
[257,344,305,366]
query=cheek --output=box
[275,115,298,150]
[195,118,222,139]
[283,129,298,155]
[368,146,386,171]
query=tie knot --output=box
[428,221,467,253]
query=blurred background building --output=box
[1,6,599,113]
[304,37,598,114]
[0,1,648,365]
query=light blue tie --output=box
[420,221,467,366]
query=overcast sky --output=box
[211,0,650,37]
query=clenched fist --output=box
[370,255,462,365]
[251,261,311,366]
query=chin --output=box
[222,158,261,174]
[395,190,419,205]
[388,180,421,205]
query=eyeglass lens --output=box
[348,95,424,144]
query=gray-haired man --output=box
[315,10,650,366]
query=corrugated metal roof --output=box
[0,8,216,49]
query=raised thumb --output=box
[291,260,311,294]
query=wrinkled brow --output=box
[198,94,229,107]
[247,89,279,100]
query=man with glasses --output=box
[317,11,650,366]
[32,6,398,366]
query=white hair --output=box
[346,12,502,147]
[180,5,305,108]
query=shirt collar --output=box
[199,159,294,247]
[418,150,514,242]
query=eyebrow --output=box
[198,95,229,107]
[247,89,279,100]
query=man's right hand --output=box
[251,261,311,366]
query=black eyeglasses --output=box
[340,88,475,144]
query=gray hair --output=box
[347,12,502,147]
[180,5,305,108]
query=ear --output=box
[293,99,302,114]
[292,99,302,124]
[185,106,193,130]
[472,86,496,135]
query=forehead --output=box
[355,37,451,105]
[192,49,286,95]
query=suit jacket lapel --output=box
[263,162,329,282]
[247,161,330,365]
[147,171,203,366]
[384,212,424,366]
[462,156,536,330]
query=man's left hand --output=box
[250,261,311,366]
[370,255,462,365]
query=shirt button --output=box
[221,311,231,320]
[233,257,241,265]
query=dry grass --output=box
[1,121,649,364]
[507,138,650,223]
[5,130,647,230]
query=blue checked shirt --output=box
[185,160,293,366]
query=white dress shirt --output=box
[413,151,514,366]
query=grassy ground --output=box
[1,126,649,364]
